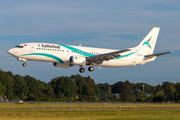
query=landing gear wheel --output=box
[79,68,85,73]
[22,63,27,67]
[88,67,94,72]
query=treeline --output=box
[0,69,180,102]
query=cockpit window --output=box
[15,45,24,48]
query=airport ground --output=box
[0,102,180,120]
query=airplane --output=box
[8,27,172,73]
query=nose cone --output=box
[8,48,14,55]
[8,48,18,57]
[8,48,22,58]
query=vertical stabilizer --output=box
[137,27,160,55]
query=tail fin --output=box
[136,27,160,55]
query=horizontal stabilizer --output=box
[145,51,173,58]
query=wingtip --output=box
[153,27,160,30]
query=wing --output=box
[145,51,173,58]
[86,49,130,65]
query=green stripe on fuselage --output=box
[59,42,148,61]
[59,44,137,60]
[59,44,95,57]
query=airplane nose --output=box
[8,49,13,55]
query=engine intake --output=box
[69,56,86,65]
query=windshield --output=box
[15,45,24,48]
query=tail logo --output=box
[142,37,152,49]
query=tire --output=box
[79,68,85,73]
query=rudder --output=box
[136,27,160,55]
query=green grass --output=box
[0,103,180,120]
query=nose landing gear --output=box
[17,58,27,67]
[22,63,27,67]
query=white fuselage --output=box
[8,43,155,68]
[8,27,164,72]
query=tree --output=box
[45,83,54,97]
[13,74,28,99]
[134,90,148,102]
[0,70,14,99]
[50,76,77,99]
[24,75,40,97]
[162,81,176,101]
[175,83,180,101]
[153,84,164,95]
[83,76,98,99]
[61,76,77,98]
[133,83,153,94]
[97,83,112,99]
[70,74,85,96]
[36,80,54,99]
[111,81,123,93]
[50,77,59,97]
[152,84,165,102]
[121,80,134,102]
[0,82,6,96]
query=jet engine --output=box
[69,56,86,65]
[53,62,70,68]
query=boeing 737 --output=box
[8,27,172,73]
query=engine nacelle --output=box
[69,56,86,65]
[53,62,69,68]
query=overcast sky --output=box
[0,0,179,85]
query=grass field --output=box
[0,103,180,120]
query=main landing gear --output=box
[79,67,85,73]
[79,66,94,73]
[88,66,94,72]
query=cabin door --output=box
[30,44,35,53]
